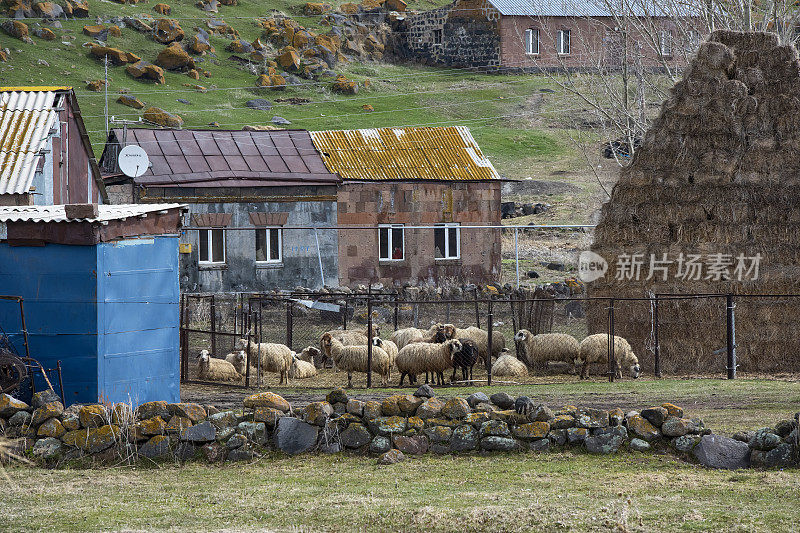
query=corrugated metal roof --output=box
[0,203,185,224]
[308,126,500,181]
[486,0,673,17]
[101,128,339,187]
[0,89,62,195]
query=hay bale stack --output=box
[589,30,800,374]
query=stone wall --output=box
[404,7,501,67]
[2,388,796,469]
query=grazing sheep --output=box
[395,339,463,387]
[198,350,241,382]
[450,338,479,382]
[298,345,323,368]
[289,352,318,379]
[578,334,641,380]
[318,326,379,367]
[491,352,528,377]
[514,330,580,371]
[321,334,391,387]
[372,337,398,366]
[390,324,445,350]
[237,338,293,385]
[443,324,505,363]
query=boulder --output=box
[227,446,255,462]
[423,425,452,443]
[480,436,519,451]
[346,399,364,416]
[8,410,31,427]
[441,398,470,420]
[143,107,184,128]
[326,388,349,404]
[415,397,444,419]
[575,407,609,428]
[362,400,382,419]
[153,2,171,15]
[31,402,64,426]
[138,435,171,458]
[370,435,391,454]
[174,442,197,461]
[749,428,782,451]
[585,433,624,454]
[188,30,213,54]
[550,414,576,429]
[367,416,406,436]
[661,417,691,438]
[692,434,750,469]
[332,75,358,94]
[168,403,206,422]
[0,394,29,418]
[61,415,80,431]
[548,429,567,446]
[1,20,30,42]
[253,407,284,426]
[181,421,216,443]
[274,417,318,455]
[86,80,105,92]
[303,2,331,15]
[277,47,301,70]
[641,407,669,428]
[156,42,195,70]
[226,39,253,54]
[90,45,140,65]
[384,0,406,11]
[627,415,661,441]
[32,27,56,40]
[671,435,700,452]
[226,434,247,449]
[479,420,510,438]
[413,384,435,398]
[153,18,183,44]
[750,442,794,469]
[32,437,64,460]
[201,442,226,462]
[377,449,405,465]
[512,422,550,440]
[33,1,63,18]
[661,403,684,418]
[243,392,290,412]
[237,421,267,443]
[566,427,588,444]
[608,408,625,426]
[37,417,65,438]
[303,402,333,426]
[137,416,167,436]
[83,24,120,39]
[393,435,428,455]
[126,60,165,84]
[117,94,146,109]
[467,392,489,408]
[123,16,153,33]
[165,415,192,434]
[340,423,372,449]
[137,400,169,420]
[629,438,651,452]
[490,392,515,410]
[62,424,121,453]
[450,424,478,451]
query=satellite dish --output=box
[118,145,150,178]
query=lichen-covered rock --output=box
[326,388,348,405]
[33,2,63,18]
[377,449,405,465]
[62,424,121,453]
[479,420,510,438]
[575,407,608,429]
[627,415,661,441]
[332,75,358,95]
[362,400,382,419]
[467,392,490,408]
[749,428,782,451]
[692,434,750,469]
[138,435,170,458]
[37,417,65,438]
[661,417,691,437]
[393,434,428,455]
[441,398,470,420]
[463,412,490,428]
[407,416,424,432]
[340,423,372,449]
[143,107,184,128]
[2,20,31,42]
[629,438,651,452]
[380,394,404,416]
[61,415,80,431]
[774,419,797,438]
[83,24,120,38]
[226,433,247,449]
[277,46,301,70]
[153,2,171,14]
[641,406,669,428]
[489,392,515,409]
[188,30,214,54]
[368,416,407,436]
[89,45,140,65]
[450,424,478,451]
[303,401,333,426]
[671,435,699,452]
[254,407,284,427]
[480,436,520,451]
[550,414,576,429]
[181,421,216,443]
[208,411,238,429]
[109,404,133,426]
[227,445,256,462]
[77,405,106,428]
[346,399,364,416]
[200,441,225,462]
[566,427,588,444]
[750,442,794,469]
[237,421,267,443]
[370,435,391,454]
[529,438,550,451]
[165,415,192,434]
[512,422,550,440]
[529,404,554,423]
[32,27,56,40]
[556,405,577,416]
[303,2,331,15]
[31,402,65,426]
[126,60,165,84]
[423,425,452,443]
[137,400,169,420]
[0,394,30,418]
[32,437,64,460]
[548,429,567,446]
[661,403,684,418]
[424,417,458,428]
[608,408,625,426]
[8,410,31,427]
[585,433,624,454]
[490,410,529,426]
[153,17,183,44]
[415,397,444,419]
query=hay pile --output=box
[589,31,800,373]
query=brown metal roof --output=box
[101,128,339,187]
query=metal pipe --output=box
[487,299,493,387]
[654,294,661,378]
[56,360,65,406]
[514,226,520,288]
[210,294,216,358]
[608,298,615,383]
[313,227,326,287]
[18,298,30,359]
[727,294,736,380]
[184,224,597,231]
[367,298,373,389]
[474,287,481,330]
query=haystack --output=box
[588,31,800,373]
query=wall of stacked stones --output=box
[404,9,501,67]
[0,389,796,469]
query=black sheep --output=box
[451,338,479,382]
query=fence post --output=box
[727,294,736,380]
[286,300,293,351]
[342,297,348,330]
[179,294,185,382]
[654,294,661,378]
[210,294,216,358]
[608,298,615,383]
[510,296,519,359]
[393,292,399,331]
[367,297,373,388]
[474,287,481,329]
[487,298,493,386]
[514,226,520,288]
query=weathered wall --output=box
[337,180,501,287]
[143,185,338,292]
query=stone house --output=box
[0,86,107,206]
[309,126,502,287]
[99,128,340,292]
[403,0,699,69]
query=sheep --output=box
[298,346,323,368]
[514,330,580,371]
[289,352,318,379]
[198,350,241,382]
[390,324,445,350]
[577,334,641,380]
[318,325,379,367]
[450,338,480,382]
[236,338,293,385]
[225,350,248,374]
[321,333,391,387]
[372,337,398,366]
[442,324,505,364]
[491,352,528,377]
[395,339,462,387]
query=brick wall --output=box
[337,181,501,287]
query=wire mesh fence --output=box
[179,289,794,389]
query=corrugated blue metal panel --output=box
[0,243,99,404]
[97,236,179,406]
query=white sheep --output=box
[237,338,293,385]
[514,330,580,371]
[443,324,505,364]
[390,324,445,349]
[198,350,241,382]
[318,326,378,367]
[372,337,398,366]
[321,333,391,387]
[577,334,641,380]
[289,352,318,379]
[298,345,323,368]
[395,339,463,387]
[225,350,247,374]
[491,352,528,377]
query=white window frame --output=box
[255,226,283,264]
[525,28,540,55]
[557,29,571,55]
[660,30,673,57]
[434,223,461,260]
[198,228,226,265]
[379,224,404,261]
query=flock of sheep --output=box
[196,322,641,387]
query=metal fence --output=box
[179,290,794,389]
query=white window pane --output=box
[524,29,532,54]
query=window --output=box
[379,224,404,261]
[255,227,282,263]
[524,28,540,55]
[557,29,570,55]
[660,30,673,57]
[434,223,460,260]
[433,29,442,45]
[198,228,225,264]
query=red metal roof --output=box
[102,128,339,187]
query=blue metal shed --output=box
[0,203,186,406]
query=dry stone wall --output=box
[0,388,796,469]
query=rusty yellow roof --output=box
[309,126,500,181]
[0,86,72,92]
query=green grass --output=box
[3,451,799,531]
